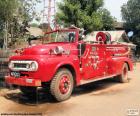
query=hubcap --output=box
[59,75,70,94]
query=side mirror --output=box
[127,31,134,38]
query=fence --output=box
[0,50,14,79]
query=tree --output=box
[121,0,140,32]
[99,8,115,30]
[0,0,40,49]
[0,0,19,49]
[56,0,115,32]
[121,0,140,57]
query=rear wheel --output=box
[116,63,129,83]
[50,68,74,102]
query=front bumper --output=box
[5,76,41,87]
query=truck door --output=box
[81,45,107,80]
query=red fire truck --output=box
[5,27,133,101]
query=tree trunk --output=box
[3,21,8,50]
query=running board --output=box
[80,74,117,85]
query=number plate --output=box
[11,71,20,78]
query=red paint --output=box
[5,76,41,87]
[59,76,70,94]
[5,28,133,88]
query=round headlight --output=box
[30,62,38,71]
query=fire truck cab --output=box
[5,27,133,101]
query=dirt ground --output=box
[0,63,140,116]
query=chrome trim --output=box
[80,74,117,85]
[9,60,38,71]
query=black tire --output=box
[19,86,37,95]
[116,63,129,83]
[50,68,74,102]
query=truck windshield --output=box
[43,30,76,43]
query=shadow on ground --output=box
[3,79,121,105]
[4,89,56,105]
[73,79,120,96]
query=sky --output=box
[104,0,128,21]
[34,0,128,23]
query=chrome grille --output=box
[9,60,38,71]
[14,63,27,68]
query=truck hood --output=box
[22,43,76,55]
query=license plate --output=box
[11,71,20,78]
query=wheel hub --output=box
[59,76,70,94]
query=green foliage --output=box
[56,0,115,32]
[0,0,18,21]
[19,0,41,22]
[121,0,140,44]
[0,0,39,49]
[99,8,115,30]
[121,0,140,30]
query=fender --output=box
[117,57,133,72]
[43,56,81,85]
[124,57,133,71]
[53,60,81,85]
[108,57,133,75]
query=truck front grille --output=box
[9,60,38,71]
[14,63,27,68]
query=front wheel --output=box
[116,63,129,83]
[50,68,74,102]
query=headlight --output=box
[30,62,38,71]
[8,60,38,71]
